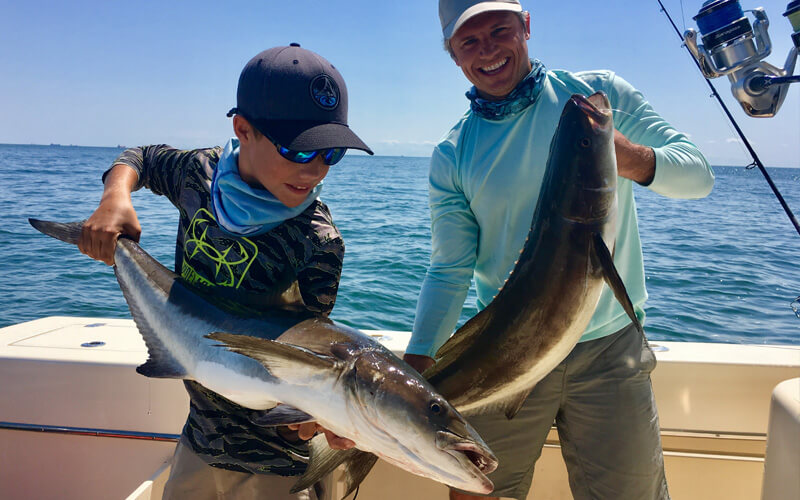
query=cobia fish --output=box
[297,91,644,496]
[28,218,498,495]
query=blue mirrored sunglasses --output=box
[266,134,347,166]
[276,145,347,166]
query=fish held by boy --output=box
[28,217,498,495]
[297,91,644,496]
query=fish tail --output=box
[29,219,85,246]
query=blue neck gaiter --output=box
[210,138,322,236]
[466,59,547,120]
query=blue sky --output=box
[1,0,797,166]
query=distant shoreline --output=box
[0,143,430,159]
[0,143,795,167]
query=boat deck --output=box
[1,317,798,499]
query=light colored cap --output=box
[439,0,523,40]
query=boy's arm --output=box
[79,163,141,265]
[81,145,207,265]
[293,213,345,316]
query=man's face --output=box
[449,10,532,101]
[237,123,330,208]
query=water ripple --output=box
[1,147,797,347]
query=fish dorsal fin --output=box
[432,306,494,362]
[592,233,643,334]
[206,332,340,380]
[248,405,315,427]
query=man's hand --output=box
[403,353,435,375]
[78,164,141,266]
[287,422,356,450]
[614,130,655,185]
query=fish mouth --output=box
[436,431,498,490]
[570,93,611,128]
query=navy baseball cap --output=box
[227,44,373,155]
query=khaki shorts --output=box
[162,439,331,500]
[456,323,669,500]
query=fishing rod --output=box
[655,0,800,238]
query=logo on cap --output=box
[310,74,339,110]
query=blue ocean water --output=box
[0,143,797,345]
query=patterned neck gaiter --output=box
[466,59,547,121]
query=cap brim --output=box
[443,2,523,40]
[253,120,373,155]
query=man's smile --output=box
[479,57,509,75]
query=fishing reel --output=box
[684,0,800,117]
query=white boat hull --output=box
[1,317,798,500]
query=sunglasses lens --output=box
[276,140,345,166]
[292,150,317,163]
[278,145,316,163]
[324,148,347,166]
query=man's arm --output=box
[606,73,714,198]
[615,129,655,185]
[405,142,478,367]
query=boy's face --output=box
[236,118,330,208]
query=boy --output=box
[79,44,372,500]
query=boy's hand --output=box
[78,164,141,266]
[79,195,141,266]
[288,422,356,450]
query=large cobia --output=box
[301,91,644,496]
[427,91,642,416]
[28,219,498,495]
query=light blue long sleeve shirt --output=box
[407,69,715,358]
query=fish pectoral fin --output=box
[290,436,377,497]
[592,233,644,334]
[339,450,380,498]
[502,386,534,420]
[463,386,534,420]
[206,332,340,380]
[249,405,315,427]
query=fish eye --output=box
[580,138,592,148]
[429,401,442,414]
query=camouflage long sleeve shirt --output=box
[109,144,345,476]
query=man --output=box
[403,1,714,499]
[79,44,368,500]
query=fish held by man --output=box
[425,90,643,417]
[27,218,498,495]
[297,91,644,495]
